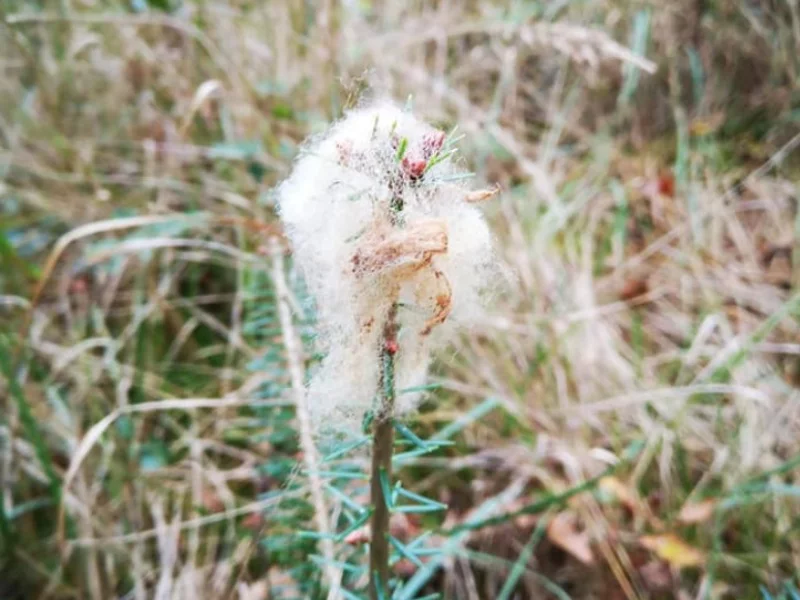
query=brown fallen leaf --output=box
[638,559,673,593]
[640,534,704,569]
[677,499,717,524]
[547,511,594,565]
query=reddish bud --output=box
[385,339,399,355]
[393,558,417,576]
[657,172,675,197]
[401,157,427,180]
[69,277,88,294]
[344,527,370,545]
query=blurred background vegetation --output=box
[1,0,799,598]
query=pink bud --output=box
[421,131,446,160]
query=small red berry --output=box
[385,339,399,355]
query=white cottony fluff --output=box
[278,100,495,433]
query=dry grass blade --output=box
[67,495,292,549]
[28,215,201,315]
[56,396,288,549]
[270,240,342,599]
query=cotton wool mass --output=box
[278,101,497,434]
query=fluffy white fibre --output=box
[278,100,495,433]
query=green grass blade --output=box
[0,337,60,503]
[496,516,549,600]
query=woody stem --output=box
[369,303,398,599]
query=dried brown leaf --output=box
[546,512,594,565]
[677,499,717,524]
[638,560,673,592]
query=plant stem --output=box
[369,304,398,600]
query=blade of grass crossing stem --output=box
[447,439,643,534]
[735,450,800,492]
[610,179,629,264]
[389,536,424,568]
[618,8,651,107]
[448,465,613,534]
[721,483,800,511]
[496,515,550,600]
[310,556,365,577]
[333,510,372,543]
[461,549,571,600]
[674,109,691,231]
[0,338,60,504]
[394,481,525,600]
[687,47,705,108]
[707,292,800,382]
[393,487,447,513]
[787,582,800,600]
[323,436,370,462]
[325,482,368,515]
[429,397,500,442]
[769,580,800,600]
[340,588,367,600]
[398,383,442,395]
[761,583,800,600]
[373,572,388,600]
[708,475,800,595]
[379,469,395,510]
[394,421,439,450]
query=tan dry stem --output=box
[270,240,341,600]
[465,186,501,204]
